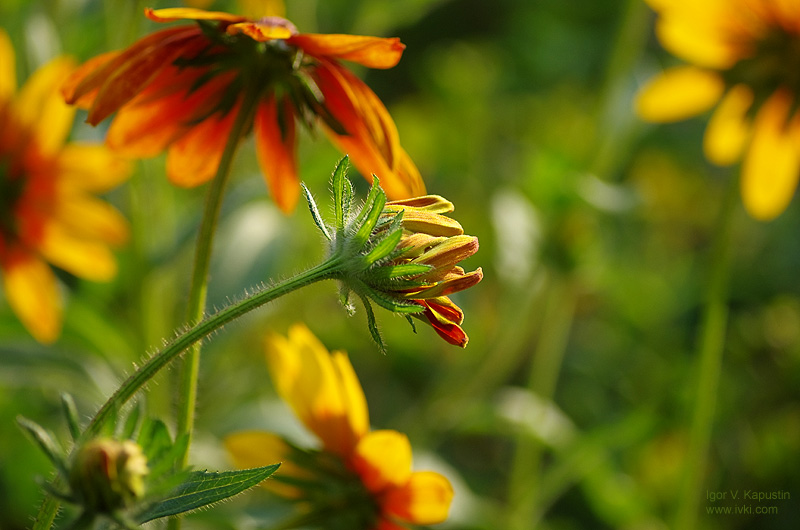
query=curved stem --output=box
[176,83,263,471]
[673,177,738,530]
[31,257,344,530]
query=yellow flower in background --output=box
[0,30,129,343]
[225,324,453,529]
[62,7,424,213]
[636,0,800,220]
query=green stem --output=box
[507,275,577,530]
[175,82,263,474]
[673,178,738,530]
[31,257,344,530]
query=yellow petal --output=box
[383,471,454,525]
[0,29,16,100]
[58,143,132,192]
[144,7,248,23]
[350,430,412,493]
[646,0,738,68]
[266,323,367,455]
[636,66,724,123]
[53,192,129,246]
[2,252,62,343]
[703,84,753,166]
[741,90,800,221]
[223,431,302,498]
[38,223,117,281]
[331,351,370,441]
[15,56,77,155]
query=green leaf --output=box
[301,183,331,241]
[17,416,68,476]
[137,419,175,465]
[135,465,280,523]
[331,155,352,231]
[61,393,81,442]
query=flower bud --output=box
[68,438,149,513]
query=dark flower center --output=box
[725,25,800,116]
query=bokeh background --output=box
[1,0,799,528]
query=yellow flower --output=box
[0,30,130,343]
[225,324,454,529]
[635,0,800,220]
[62,7,424,213]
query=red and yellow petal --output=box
[414,297,469,347]
[165,107,238,187]
[227,21,296,41]
[254,97,300,212]
[382,471,454,525]
[289,34,405,69]
[0,29,17,100]
[740,90,800,221]
[53,193,129,246]
[350,430,412,494]
[1,250,62,344]
[636,66,724,123]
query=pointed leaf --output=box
[332,155,352,231]
[61,394,81,442]
[367,263,431,281]
[135,465,280,523]
[137,418,175,464]
[301,183,331,241]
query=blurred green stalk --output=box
[507,275,577,530]
[674,178,738,530]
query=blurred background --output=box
[1,0,799,528]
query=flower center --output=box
[0,156,25,242]
[725,25,800,110]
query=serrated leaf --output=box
[331,155,352,231]
[301,183,331,241]
[61,393,81,442]
[17,416,67,476]
[135,465,280,523]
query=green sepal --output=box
[360,283,425,314]
[16,416,68,477]
[361,226,403,268]
[135,465,280,523]
[301,183,331,241]
[358,295,386,354]
[365,262,432,281]
[332,156,353,232]
[352,179,387,250]
[405,315,419,334]
[61,393,81,442]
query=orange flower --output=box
[225,324,453,529]
[0,30,129,343]
[636,0,800,220]
[62,7,425,213]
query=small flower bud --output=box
[68,438,149,514]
